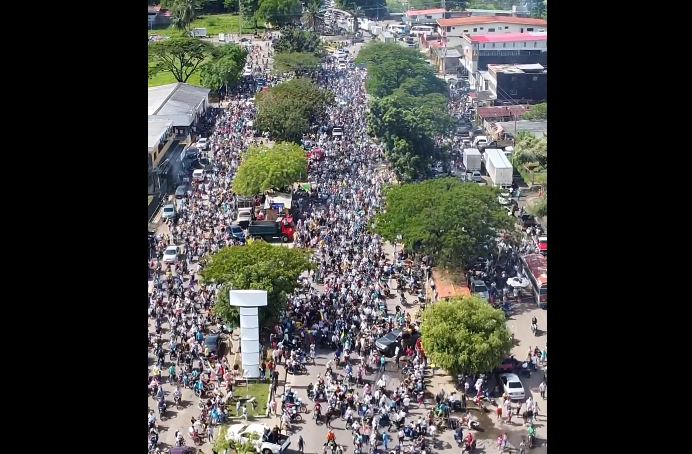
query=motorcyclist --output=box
[149,428,159,449]
[527,424,537,446]
[314,402,322,418]
[168,364,177,382]
[464,432,475,451]
[173,385,182,404]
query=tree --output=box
[201,241,313,327]
[255,78,333,141]
[303,0,323,32]
[527,195,547,218]
[373,178,514,267]
[149,37,213,82]
[514,133,547,169]
[223,0,241,12]
[522,103,547,120]
[273,52,321,76]
[233,142,308,195]
[171,0,202,32]
[336,0,385,19]
[368,92,453,180]
[274,27,324,55]
[241,0,260,31]
[420,298,513,376]
[200,44,248,92]
[257,0,302,27]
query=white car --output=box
[161,204,176,220]
[192,169,205,181]
[226,423,291,454]
[338,62,347,70]
[196,137,209,150]
[500,373,526,401]
[162,246,179,264]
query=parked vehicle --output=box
[463,149,482,172]
[499,373,526,401]
[471,280,489,300]
[520,253,547,308]
[228,224,246,242]
[235,208,254,229]
[225,423,291,454]
[518,213,537,228]
[473,135,488,147]
[247,216,295,242]
[192,169,205,182]
[162,203,176,220]
[175,184,190,199]
[163,245,179,264]
[483,149,513,187]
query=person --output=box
[242,404,249,421]
[327,429,336,443]
[539,380,546,399]
[464,432,475,451]
[382,431,390,450]
[207,425,214,442]
[518,439,527,454]
[298,435,305,453]
[270,398,277,415]
[527,425,537,447]
[531,316,537,332]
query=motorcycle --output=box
[462,440,476,453]
[284,409,303,422]
[528,434,535,448]
[158,402,167,419]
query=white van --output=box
[410,25,434,37]
[473,135,488,147]
[387,23,408,35]
[192,169,205,181]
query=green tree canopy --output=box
[273,52,321,76]
[171,0,203,31]
[255,78,334,142]
[420,297,513,375]
[149,37,213,82]
[257,0,302,27]
[201,241,313,327]
[233,142,308,196]
[200,44,248,92]
[303,0,323,31]
[527,195,547,218]
[522,103,547,120]
[514,133,547,169]
[240,0,260,30]
[374,178,514,267]
[274,27,324,55]
[336,0,386,19]
[368,92,453,181]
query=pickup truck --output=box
[225,423,291,454]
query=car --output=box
[163,245,179,264]
[204,334,223,354]
[496,356,522,373]
[518,213,537,228]
[499,373,526,401]
[375,329,402,357]
[471,279,489,299]
[175,184,190,199]
[196,137,209,151]
[180,147,199,162]
[192,169,205,181]
[229,224,246,242]
[161,204,176,220]
[471,171,483,183]
[338,62,347,70]
[332,127,343,137]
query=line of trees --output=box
[356,42,454,181]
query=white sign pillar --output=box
[228,290,268,379]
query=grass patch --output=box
[148,68,202,87]
[148,195,154,205]
[516,166,547,188]
[149,14,266,37]
[234,382,270,416]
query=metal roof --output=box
[148,116,173,151]
[496,120,547,139]
[148,83,211,127]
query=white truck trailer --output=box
[463,148,482,171]
[483,148,513,187]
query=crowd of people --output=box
[148,36,545,453]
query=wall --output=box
[477,50,547,70]
[495,71,547,103]
[407,13,445,25]
[444,23,547,37]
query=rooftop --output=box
[496,120,547,139]
[436,48,461,58]
[148,83,211,127]
[467,32,547,43]
[488,63,546,74]
[478,105,531,119]
[148,117,174,151]
[438,16,547,27]
[406,8,446,17]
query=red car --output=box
[496,356,521,373]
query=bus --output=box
[520,254,547,309]
[410,25,435,37]
[387,23,409,35]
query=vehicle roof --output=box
[500,372,521,381]
[163,204,175,209]
[165,245,178,251]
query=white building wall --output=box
[443,23,546,38]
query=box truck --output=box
[484,149,513,187]
[463,149,482,172]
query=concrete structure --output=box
[148,83,211,138]
[148,5,172,28]
[432,48,461,74]
[148,117,175,169]
[494,119,547,139]
[404,8,446,25]
[437,16,547,38]
[478,63,547,103]
[459,32,547,89]
[228,290,268,379]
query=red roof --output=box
[438,16,547,27]
[406,8,446,17]
[477,105,530,119]
[522,254,547,286]
[469,33,547,43]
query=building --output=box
[478,63,547,104]
[148,82,211,139]
[148,117,175,170]
[478,105,531,122]
[459,32,547,88]
[437,16,547,38]
[405,8,446,25]
[466,5,531,17]
[430,47,462,74]
[148,5,172,28]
